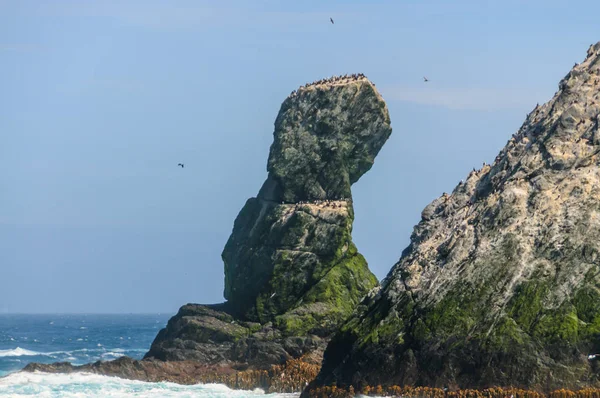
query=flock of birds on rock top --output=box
[286,199,352,209]
[177,16,430,167]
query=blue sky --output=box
[1,0,598,313]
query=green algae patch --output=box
[360,313,406,346]
[274,250,378,337]
[573,286,600,339]
[502,280,600,346]
[507,280,549,332]
[304,251,377,312]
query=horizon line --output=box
[0,312,172,315]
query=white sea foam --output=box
[0,372,299,398]
[100,352,124,359]
[0,347,146,359]
[0,348,41,357]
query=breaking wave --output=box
[0,347,146,359]
[0,372,298,398]
[0,348,41,358]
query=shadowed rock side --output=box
[144,75,392,369]
[306,43,600,395]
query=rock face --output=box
[307,43,600,394]
[145,74,392,368]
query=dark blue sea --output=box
[0,314,292,397]
[0,314,169,377]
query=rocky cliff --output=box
[306,43,600,394]
[144,74,392,368]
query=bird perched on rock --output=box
[177,163,184,168]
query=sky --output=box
[1,0,599,313]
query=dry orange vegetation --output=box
[184,358,600,397]
[190,357,320,393]
[306,386,600,398]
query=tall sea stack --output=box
[306,43,600,393]
[144,75,392,368]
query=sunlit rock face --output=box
[307,43,600,393]
[145,75,392,368]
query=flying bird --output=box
[330,17,334,24]
[177,163,184,168]
[423,76,429,82]
[270,292,277,299]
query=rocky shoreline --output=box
[306,386,600,398]
[22,357,600,397]
[24,356,320,393]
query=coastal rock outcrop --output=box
[144,74,392,368]
[23,356,320,393]
[306,43,600,394]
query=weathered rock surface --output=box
[144,303,326,368]
[307,43,600,394]
[23,356,320,393]
[144,74,391,368]
[23,358,212,384]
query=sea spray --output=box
[0,372,299,398]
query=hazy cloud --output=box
[0,44,48,53]
[380,85,551,111]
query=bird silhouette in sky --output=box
[178,163,184,168]
[423,76,429,82]
[330,17,334,24]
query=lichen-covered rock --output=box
[264,77,391,203]
[306,43,600,394]
[145,75,391,368]
[224,75,391,320]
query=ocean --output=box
[0,314,294,397]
